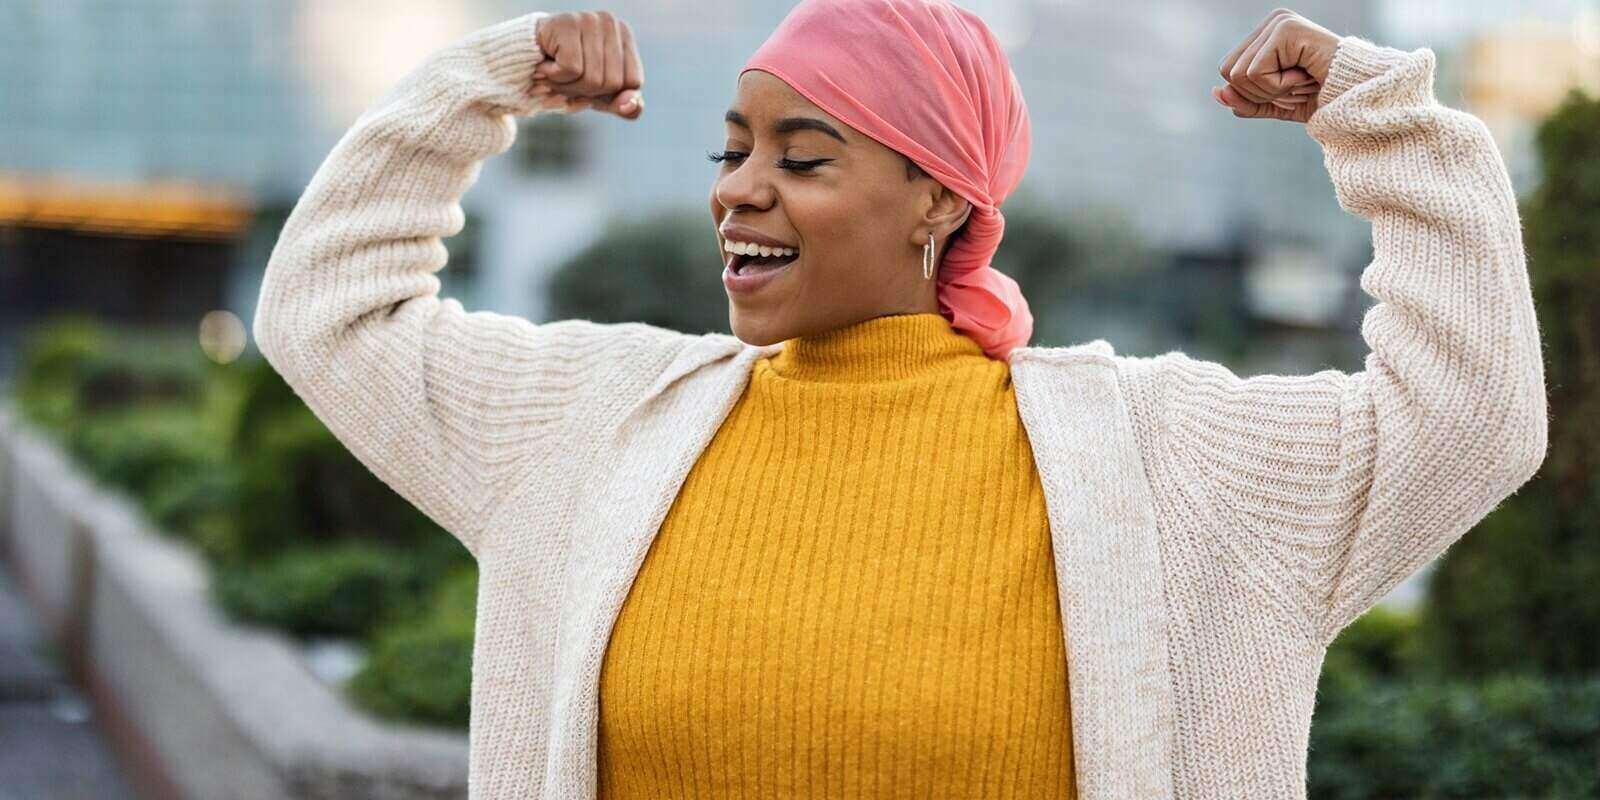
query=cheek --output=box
[793,183,888,256]
[790,189,905,296]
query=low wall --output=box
[0,406,471,800]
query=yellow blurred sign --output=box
[0,174,251,240]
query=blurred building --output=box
[3,0,1399,370]
[0,1,312,373]
[1458,14,1600,188]
[1378,1,1600,188]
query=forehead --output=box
[727,69,852,143]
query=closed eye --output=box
[705,150,832,172]
[776,157,830,172]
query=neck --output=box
[765,312,988,384]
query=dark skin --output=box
[1210,8,1341,123]
[528,12,971,346]
[708,69,972,345]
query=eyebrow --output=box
[724,110,847,144]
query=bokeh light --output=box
[198,309,246,364]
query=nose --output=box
[714,157,775,212]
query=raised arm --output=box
[1130,34,1548,646]
[252,11,686,559]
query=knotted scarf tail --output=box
[936,205,1033,360]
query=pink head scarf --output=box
[741,0,1034,360]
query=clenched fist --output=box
[1212,8,1342,124]
[530,11,644,119]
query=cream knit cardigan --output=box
[252,11,1548,799]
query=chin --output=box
[728,308,789,346]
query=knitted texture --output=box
[597,312,1074,798]
[252,11,1547,799]
[1104,32,1548,793]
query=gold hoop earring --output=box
[923,232,935,280]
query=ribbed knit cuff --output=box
[464,11,551,102]
[1316,34,1415,109]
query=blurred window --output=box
[512,114,584,175]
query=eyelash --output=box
[705,150,829,172]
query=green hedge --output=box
[12,319,456,560]
[11,314,105,430]
[211,538,463,637]
[347,566,478,728]
[228,374,443,560]
[1310,609,1600,798]
[7,317,475,726]
[63,405,231,513]
[1318,605,1433,701]
[12,314,207,425]
[1309,675,1600,798]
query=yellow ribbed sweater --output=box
[596,312,1076,798]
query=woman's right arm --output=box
[252,11,683,560]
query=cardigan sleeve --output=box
[1139,35,1548,646]
[251,11,686,559]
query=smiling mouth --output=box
[730,250,800,274]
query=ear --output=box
[917,184,972,246]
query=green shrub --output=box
[12,315,110,430]
[13,317,206,422]
[1319,606,1432,704]
[226,356,308,452]
[186,512,248,566]
[1417,493,1597,678]
[347,566,478,728]
[74,334,207,414]
[227,358,447,559]
[211,539,460,637]
[140,464,242,545]
[9,315,483,731]
[545,207,730,334]
[1308,674,1600,799]
[63,404,226,502]
[231,407,442,553]
[14,315,106,383]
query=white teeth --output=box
[723,240,796,257]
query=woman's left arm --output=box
[1133,33,1548,647]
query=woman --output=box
[252,2,1547,798]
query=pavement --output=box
[0,562,139,800]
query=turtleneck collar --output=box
[763,312,990,384]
